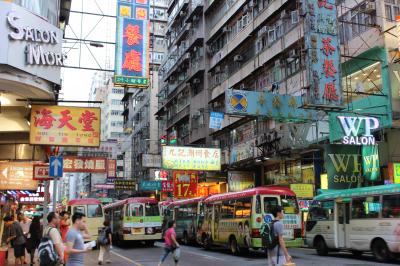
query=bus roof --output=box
[314,184,400,201]
[204,186,295,203]
[170,196,208,207]
[104,197,158,210]
[68,198,101,206]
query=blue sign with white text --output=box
[140,181,162,191]
[209,112,224,130]
[49,156,63,177]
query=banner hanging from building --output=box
[173,171,198,199]
[63,156,107,173]
[30,105,100,147]
[209,112,224,130]
[225,89,317,121]
[303,0,342,108]
[162,146,221,171]
[324,145,361,189]
[227,171,255,192]
[114,0,150,87]
[362,145,380,181]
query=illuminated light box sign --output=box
[337,116,380,145]
[162,146,221,171]
[30,105,101,147]
[63,157,107,173]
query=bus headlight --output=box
[146,227,154,234]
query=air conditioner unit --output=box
[258,26,268,37]
[170,76,176,81]
[280,10,289,19]
[180,11,186,17]
[193,15,199,22]
[215,65,221,73]
[274,59,281,67]
[291,10,299,24]
[206,46,213,55]
[240,83,245,89]
[212,140,221,147]
[365,1,376,13]
[184,53,191,60]
[289,49,297,58]
[193,78,201,84]
[248,0,255,8]
[187,23,192,29]
[193,46,198,52]
[222,26,230,32]
[234,54,243,62]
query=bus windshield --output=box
[145,203,160,216]
[281,195,299,214]
[128,204,144,216]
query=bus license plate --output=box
[132,228,144,234]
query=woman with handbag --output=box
[27,216,42,266]
[158,220,180,266]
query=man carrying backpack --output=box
[97,220,112,265]
[39,212,64,266]
[261,206,292,266]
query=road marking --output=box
[183,249,225,261]
[111,250,144,266]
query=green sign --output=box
[394,163,400,184]
[114,76,149,87]
[362,145,380,181]
[324,145,362,189]
[140,181,162,191]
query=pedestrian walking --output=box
[27,216,42,266]
[266,206,293,266]
[18,212,32,264]
[158,220,180,266]
[40,212,64,266]
[3,215,26,265]
[60,211,71,242]
[97,220,112,265]
[65,212,91,266]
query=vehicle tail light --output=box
[146,227,154,235]
[294,228,302,239]
[123,228,131,234]
[256,217,262,223]
[251,229,260,238]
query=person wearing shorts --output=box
[3,215,26,265]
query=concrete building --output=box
[157,0,400,195]
[121,0,168,189]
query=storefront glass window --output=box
[12,0,59,25]
[342,62,382,104]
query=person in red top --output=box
[158,220,180,266]
[60,211,71,241]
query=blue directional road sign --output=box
[49,156,63,177]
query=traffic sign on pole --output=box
[49,156,63,177]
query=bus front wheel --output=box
[315,237,328,256]
[372,239,393,262]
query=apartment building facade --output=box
[121,0,168,187]
[159,0,400,195]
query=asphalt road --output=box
[82,242,399,266]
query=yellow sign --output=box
[0,162,39,190]
[162,146,221,171]
[290,183,314,198]
[394,163,400,184]
[30,105,101,147]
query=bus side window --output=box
[352,197,381,219]
[73,206,85,215]
[309,201,334,221]
[382,194,400,218]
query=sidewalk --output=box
[6,247,131,266]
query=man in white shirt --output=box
[44,212,64,265]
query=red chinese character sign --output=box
[30,105,101,147]
[107,159,117,178]
[303,0,342,109]
[173,171,198,199]
[115,0,150,87]
[162,181,174,192]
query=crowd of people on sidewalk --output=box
[1,211,112,266]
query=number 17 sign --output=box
[173,171,198,199]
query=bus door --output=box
[336,202,350,248]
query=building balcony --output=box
[188,57,205,80]
[187,27,204,49]
[166,104,190,129]
[167,0,189,28]
[186,0,203,22]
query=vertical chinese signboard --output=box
[173,171,198,199]
[114,0,150,87]
[30,105,100,147]
[303,0,342,108]
[107,159,117,178]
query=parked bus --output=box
[198,187,302,254]
[104,197,162,246]
[67,198,104,241]
[305,184,400,262]
[169,196,207,244]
